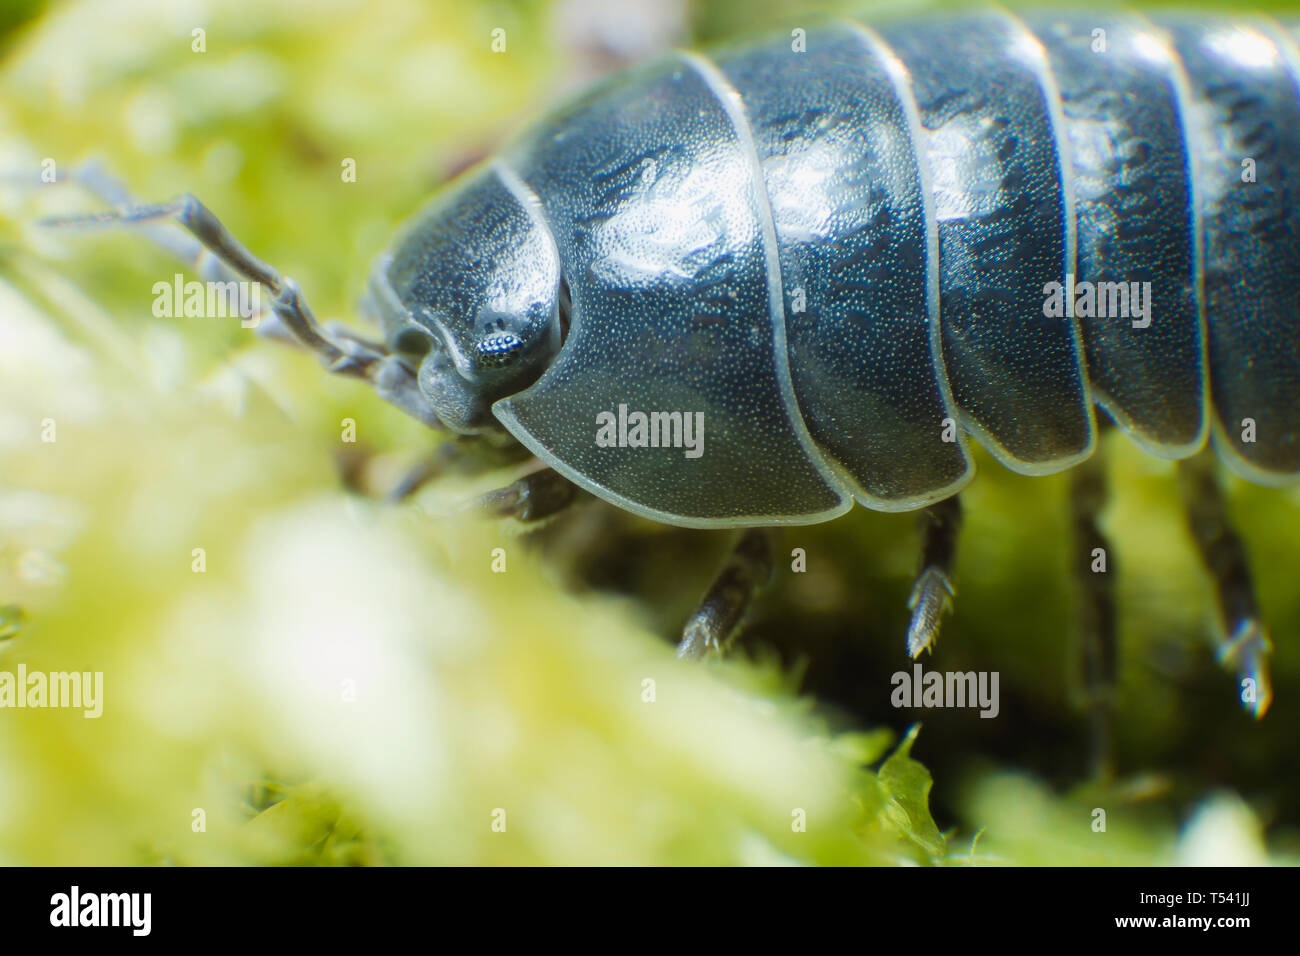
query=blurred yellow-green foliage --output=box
[0,0,1298,865]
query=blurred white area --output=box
[1177,794,1271,867]
[549,0,687,87]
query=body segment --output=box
[495,56,850,526]
[1025,11,1206,459]
[1163,16,1300,481]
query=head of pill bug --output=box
[364,166,566,433]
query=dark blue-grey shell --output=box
[371,9,1300,527]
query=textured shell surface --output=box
[380,7,1300,528]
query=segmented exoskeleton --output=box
[371,9,1300,522]
[55,9,1299,735]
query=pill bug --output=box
[54,8,1298,722]
[369,8,1300,514]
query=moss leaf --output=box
[878,724,945,860]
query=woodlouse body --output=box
[366,9,1300,529]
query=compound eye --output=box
[475,330,524,368]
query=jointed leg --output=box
[58,163,288,339]
[906,496,962,658]
[676,528,774,660]
[335,430,533,501]
[66,162,247,287]
[385,437,525,503]
[41,187,443,428]
[475,467,585,526]
[1070,448,1117,778]
[1178,455,1273,718]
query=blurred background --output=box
[0,0,1297,865]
